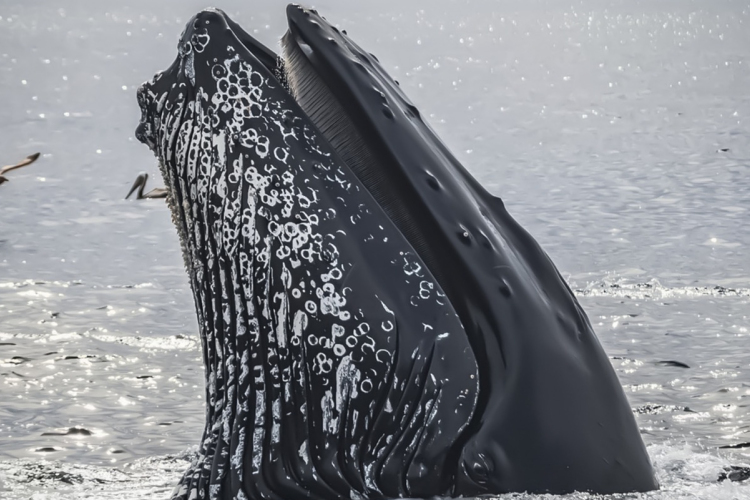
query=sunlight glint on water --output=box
[0,0,748,498]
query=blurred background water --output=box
[0,0,748,498]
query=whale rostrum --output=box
[135,5,658,499]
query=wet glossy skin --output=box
[137,8,477,500]
[285,4,657,495]
[135,5,657,499]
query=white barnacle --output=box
[321,389,337,433]
[332,323,346,339]
[419,280,434,299]
[402,253,423,277]
[298,440,309,464]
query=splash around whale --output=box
[134,4,658,499]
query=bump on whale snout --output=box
[455,439,511,496]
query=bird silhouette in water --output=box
[0,153,41,185]
[126,172,168,199]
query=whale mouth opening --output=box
[278,13,450,302]
[148,5,449,304]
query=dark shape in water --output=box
[718,466,750,482]
[135,5,658,499]
[656,360,690,368]
[41,427,93,437]
[719,442,750,449]
[633,404,694,415]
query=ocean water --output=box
[0,0,748,498]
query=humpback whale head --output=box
[136,5,657,499]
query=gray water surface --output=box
[1,0,748,498]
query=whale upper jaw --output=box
[277,6,657,494]
[135,4,658,498]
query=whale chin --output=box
[135,4,658,499]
